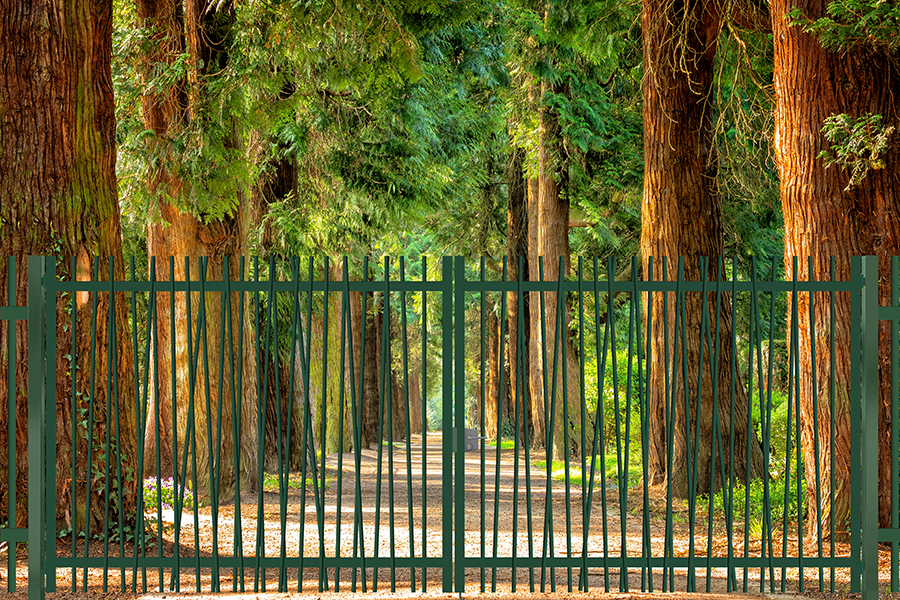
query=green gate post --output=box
[27,256,46,600]
[454,257,466,592]
[861,256,880,599]
[442,257,454,592]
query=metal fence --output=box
[0,254,894,598]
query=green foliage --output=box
[582,300,644,459]
[789,0,900,53]
[712,474,807,534]
[142,477,198,512]
[818,112,896,191]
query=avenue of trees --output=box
[1,0,898,544]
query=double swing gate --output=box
[1,254,898,598]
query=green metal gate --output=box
[0,254,894,597]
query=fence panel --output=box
[0,254,893,597]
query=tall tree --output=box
[533,74,585,461]
[0,0,138,528]
[640,0,765,495]
[506,145,529,440]
[771,0,900,532]
[134,0,259,501]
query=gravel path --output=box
[0,433,870,597]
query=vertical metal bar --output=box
[44,258,56,593]
[539,256,559,593]
[687,257,708,593]
[622,257,636,592]
[494,260,516,592]
[334,258,350,592]
[399,257,417,591]
[234,258,247,592]
[349,257,369,593]
[478,258,486,592]
[454,257,466,592]
[850,255,862,592]
[166,256,176,592]
[27,256,46,600]
[252,256,266,592]
[297,257,317,592]
[197,259,221,593]
[808,257,823,591]
[102,259,114,592]
[441,256,453,593]
[130,257,146,593]
[660,256,675,591]
[269,258,285,593]
[561,257,573,593]
[766,258,777,591]
[706,257,725,592]
[892,255,899,593]
[861,255,879,599]
[577,259,588,591]
[318,258,330,591]
[6,257,16,594]
[185,259,202,592]
[782,257,798,592]
[829,257,836,593]
[223,257,246,592]
[726,257,738,593]
[381,257,397,591]
[421,256,428,592]
[82,258,100,593]
[639,257,653,592]
[584,256,610,592]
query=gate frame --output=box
[0,254,889,598]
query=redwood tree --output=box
[529,77,585,462]
[640,0,765,495]
[771,0,900,533]
[0,0,138,529]
[506,145,529,441]
[136,0,259,501]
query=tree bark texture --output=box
[771,0,900,533]
[0,0,138,529]
[527,176,541,444]
[137,0,259,502]
[362,292,381,448]
[531,80,584,462]
[640,0,765,496]
[507,145,530,442]
[482,311,505,438]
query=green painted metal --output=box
[5,254,900,598]
[862,256,879,597]
[27,256,46,600]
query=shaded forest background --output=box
[0,0,898,551]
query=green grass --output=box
[531,454,641,488]
[485,439,517,450]
[262,471,331,493]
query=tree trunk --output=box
[390,313,407,441]
[534,80,583,462]
[641,0,765,495]
[409,372,423,435]
[362,292,381,447]
[482,311,505,438]
[348,285,364,448]
[507,145,529,442]
[527,175,541,445]
[0,0,138,530]
[144,212,260,502]
[771,0,900,534]
[325,260,353,454]
[137,0,259,502]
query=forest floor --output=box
[0,433,885,598]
